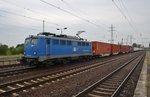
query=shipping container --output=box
[111,44,120,54]
[92,41,111,55]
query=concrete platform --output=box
[133,51,150,97]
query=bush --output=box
[0,43,24,56]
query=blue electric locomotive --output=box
[23,32,92,65]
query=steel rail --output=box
[111,52,145,97]
[0,66,36,77]
[73,52,145,97]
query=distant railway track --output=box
[0,52,141,96]
[0,57,21,66]
[0,66,36,77]
[73,52,145,97]
[0,64,21,68]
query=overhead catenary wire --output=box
[0,1,101,36]
[60,0,86,15]
[118,0,135,24]
[1,0,108,33]
[1,0,88,31]
[60,0,108,29]
[112,0,138,34]
[0,23,40,31]
[0,9,41,21]
[0,0,67,27]
[60,0,121,44]
[0,9,66,28]
[112,0,127,19]
[114,0,143,45]
[40,0,108,31]
[118,0,139,34]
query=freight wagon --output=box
[111,44,120,54]
[92,41,111,56]
[120,45,130,53]
[133,47,144,51]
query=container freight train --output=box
[22,32,133,65]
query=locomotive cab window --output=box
[25,38,30,45]
[31,38,38,45]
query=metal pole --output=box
[110,24,115,44]
[121,38,123,45]
[61,29,62,35]
[43,20,45,32]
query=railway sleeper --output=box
[96,87,115,92]
[7,86,16,90]
[91,90,112,96]
[30,80,38,83]
[24,82,31,85]
[105,80,122,84]
[101,82,120,87]
[16,84,24,87]
[87,93,109,97]
[106,79,122,82]
[0,89,6,93]
[36,78,44,81]
[99,84,118,89]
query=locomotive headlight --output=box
[34,51,37,54]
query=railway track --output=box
[0,66,36,77]
[0,55,125,78]
[0,65,28,72]
[0,52,141,96]
[0,64,20,68]
[0,54,127,78]
[73,53,145,97]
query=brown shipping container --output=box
[112,44,120,54]
[92,41,111,55]
[120,45,130,53]
[120,45,125,53]
[125,45,130,53]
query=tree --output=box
[0,43,24,55]
[132,43,137,47]
[0,45,8,55]
[9,46,16,55]
[15,44,24,54]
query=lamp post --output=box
[56,27,67,35]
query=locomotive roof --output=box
[28,32,90,42]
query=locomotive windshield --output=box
[31,38,38,45]
[25,38,30,45]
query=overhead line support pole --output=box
[43,20,45,32]
[110,24,115,44]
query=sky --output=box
[0,0,150,47]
